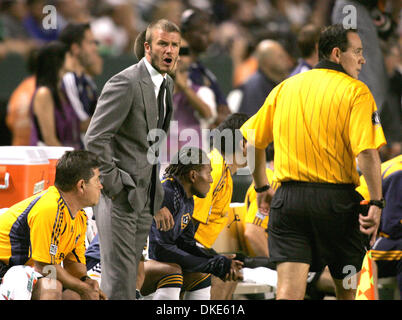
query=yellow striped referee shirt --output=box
[240,61,386,186]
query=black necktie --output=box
[157,78,166,129]
[150,79,166,215]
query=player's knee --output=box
[164,263,182,275]
[244,224,263,243]
[33,278,63,300]
[186,273,211,292]
[244,227,252,240]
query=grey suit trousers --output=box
[94,189,153,300]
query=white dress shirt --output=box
[143,57,167,118]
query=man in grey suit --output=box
[85,19,181,300]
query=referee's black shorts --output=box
[268,181,367,280]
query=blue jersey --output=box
[148,177,231,278]
[380,160,402,239]
[357,155,402,239]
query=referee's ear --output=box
[330,47,341,64]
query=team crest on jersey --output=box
[372,111,381,125]
[181,213,191,229]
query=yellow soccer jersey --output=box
[192,148,233,248]
[0,186,87,267]
[240,68,386,186]
[244,167,280,229]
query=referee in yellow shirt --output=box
[240,24,386,300]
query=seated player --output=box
[0,150,106,300]
[243,144,278,257]
[357,154,402,299]
[191,113,249,299]
[143,146,244,300]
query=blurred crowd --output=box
[0,0,401,160]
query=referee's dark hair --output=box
[55,150,101,192]
[211,113,249,156]
[318,24,358,61]
[59,23,91,51]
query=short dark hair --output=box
[59,23,91,51]
[145,19,180,44]
[212,113,249,156]
[55,150,101,192]
[164,146,209,179]
[318,24,358,61]
[297,24,321,58]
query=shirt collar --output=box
[142,57,166,89]
[314,59,349,76]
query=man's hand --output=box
[224,260,244,282]
[79,281,101,300]
[154,206,175,231]
[256,187,275,216]
[222,254,244,282]
[359,205,382,246]
[83,277,108,300]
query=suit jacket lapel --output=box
[139,60,158,131]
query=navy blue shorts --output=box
[268,181,367,279]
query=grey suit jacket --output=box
[85,59,173,215]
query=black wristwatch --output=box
[80,275,91,282]
[254,184,270,193]
[369,198,386,209]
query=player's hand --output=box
[224,260,244,282]
[80,278,106,300]
[79,283,100,300]
[359,205,382,247]
[82,277,107,300]
[154,206,175,231]
[222,255,243,282]
[84,277,99,290]
[256,187,275,216]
